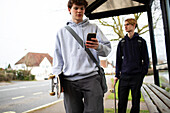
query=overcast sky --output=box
[0,0,167,69]
[0,0,70,68]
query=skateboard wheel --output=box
[109,89,115,93]
[49,75,55,79]
[50,92,55,96]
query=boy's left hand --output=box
[85,38,99,50]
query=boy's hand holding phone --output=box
[85,33,99,50]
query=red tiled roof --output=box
[100,59,115,68]
[15,52,53,66]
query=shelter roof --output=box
[85,0,153,19]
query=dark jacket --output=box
[115,33,149,78]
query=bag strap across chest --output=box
[65,26,101,68]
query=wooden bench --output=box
[141,83,170,113]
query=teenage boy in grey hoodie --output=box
[53,0,111,113]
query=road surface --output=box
[0,80,63,113]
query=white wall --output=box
[14,64,26,70]
[32,57,52,80]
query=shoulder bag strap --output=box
[65,26,101,68]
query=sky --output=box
[0,0,70,68]
[0,0,167,69]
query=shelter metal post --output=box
[147,6,160,86]
[160,0,170,84]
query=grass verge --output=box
[107,78,144,102]
[104,108,149,113]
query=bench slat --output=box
[150,84,170,99]
[148,84,170,108]
[141,85,159,113]
[143,84,169,113]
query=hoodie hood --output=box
[125,32,139,40]
[66,18,89,27]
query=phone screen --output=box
[87,33,96,41]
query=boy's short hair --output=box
[68,0,88,9]
[125,18,138,28]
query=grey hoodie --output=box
[53,18,111,81]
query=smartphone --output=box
[87,33,96,41]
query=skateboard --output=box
[49,74,63,98]
[110,82,117,113]
[49,74,56,96]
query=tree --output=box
[7,64,11,69]
[98,0,161,41]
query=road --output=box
[0,80,63,113]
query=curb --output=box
[22,99,63,113]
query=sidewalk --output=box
[24,100,65,113]
[104,75,149,111]
[0,81,13,86]
[25,75,152,113]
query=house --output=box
[15,52,53,80]
[100,57,115,75]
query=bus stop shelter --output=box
[85,0,170,86]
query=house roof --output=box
[15,52,53,66]
[85,0,153,19]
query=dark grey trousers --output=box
[63,75,104,113]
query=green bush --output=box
[16,70,24,80]
[16,70,35,81]
[0,72,14,82]
[0,69,35,81]
[165,87,170,92]
[0,74,5,82]
[30,74,35,80]
[6,73,14,81]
